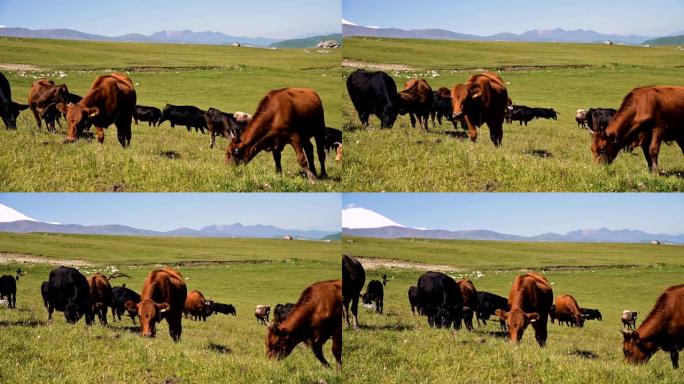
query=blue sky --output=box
[343,193,684,236]
[0,193,341,232]
[0,0,340,38]
[343,0,684,37]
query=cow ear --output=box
[495,309,508,320]
[527,312,540,323]
[124,300,137,314]
[56,103,68,114]
[87,107,100,118]
[158,303,171,313]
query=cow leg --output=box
[313,132,328,179]
[533,320,548,347]
[168,316,182,342]
[343,299,350,326]
[272,150,283,174]
[332,326,342,372]
[489,121,504,146]
[302,139,318,176]
[421,113,429,131]
[291,137,316,181]
[671,349,679,369]
[311,341,331,368]
[48,302,54,321]
[640,142,653,170]
[351,295,360,330]
[31,107,42,130]
[115,116,132,147]
[94,126,105,144]
[648,129,663,173]
[358,112,369,126]
[409,113,416,128]
[209,132,216,149]
[133,117,139,125]
[464,116,478,142]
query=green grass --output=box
[341,37,684,191]
[0,37,343,191]
[343,237,684,383]
[0,234,341,383]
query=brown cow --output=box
[28,79,69,132]
[398,79,433,131]
[590,86,684,173]
[184,290,213,321]
[451,71,509,146]
[496,272,553,347]
[553,294,585,328]
[622,285,684,369]
[125,268,187,341]
[266,279,342,371]
[226,88,327,181]
[87,273,112,326]
[56,72,136,147]
[457,278,478,331]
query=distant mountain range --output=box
[343,226,684,244]
[643,34,684,45]
[270,33,341,48]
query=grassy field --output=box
[342,237,684,383]
[0,234,341,383]
[0,37,342,191]
[341,37,684,191]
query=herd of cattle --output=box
[346,69,684,173]
[0,267,343,370]
[342,255,684,369]
[0,72,342,181]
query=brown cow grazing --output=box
[226,88,327,181]
[451,71,509,146]
[87,273,112,326]
[28,79,69,132]
[125,268,187,341]
[184,290,213,321]
[590,86,684,173]
[457,278,478,331]
[398,79,433,131]
[496,272,553,347]
[266,279,342,371]
[622,284,684,369]
[553,295,585,328]
[56,72,136,147]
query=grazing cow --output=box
[581,307,602,322]
[0,72,29,129]
[324,127,343,161]
[46,266,94,325]
[622,284,684,369]
[506,105,536,126]
[212,303,236,316]
[451,71,508,145]
[125,268,187,341]
[417,271,463,329]
[133,105,162,127]
[622,310,638,330]
[56,73,136,147]
[87,273,112,325]
[28,79,69,132]
[362,280,384,314]
[408,285,422,315]
[266,279,342,371]
[585,108,617,132]
[346,69,399,128]
[158,104,207,133]
[475,291,509,331]
[204,107,247,148]
[274,303,296,324]
[226,88,328,181]
[398,79,433,131]
[495,272,553,347]
[553,295,585,328]
[430,87,455,128]
[255,305,271,325]
[590,86,684,172]
[457,278,478,331]
[533,107,558,120]
[111,284,140,324]
[40,281,49,308]
[184,290,214,321]
[575,109,587,128]
[342,254,365,329]
[0,275,17,309]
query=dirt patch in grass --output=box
[110,183,128,192]
[0,252,93,267]
[159,150,182,159]
[0,63,43,71]
[342,59,416,71]
[207,343,232,354]
[526,149,553,158]
[354,256,461,272]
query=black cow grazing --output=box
[362,280,384,314]
[585,108,617,132]
[346,69,399,128]
[133,105,162,127]
[46,266,94,324]
[506,105,537,126]
[324,127,343,161]
[430,87,455,127]
[408,285,422,315]
[41,281,50,308]
[212,303,236,316]
[581,307,602,322]
[0,72,29,129]
[0,275,17,309]
[476,291,509,331]
[417,272,463,329]
[533,107,558,120]
[204,107,247,148]
[274,303,295,324]
[342,254,366,329]
[159,104,207,133]
[111,284,141,324]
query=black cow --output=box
[581,307,602,322]
[408,285,422,315]
[585,108,617,132]
[533,107,558,120]
[0,275,17,309]
[212,303,236,316]
[430,87,457,128]
[274,303,295,324]
[362,280,384,314]
[133,105,162,127]
[346,69,399,128]
[342,254,366,329]
[417,272,463,329]
[0,72,29,129]
[159,104,207,133]
[506,105,536,126]
[111,284,140,324]
[324,127,342,153]
[204,107,247,148]
[41,281,49,308]
[476,291,509,331]
[46,266,94,324]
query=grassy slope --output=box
[0,37,342,191]
[0,235,341,383]
[342,37,684,191]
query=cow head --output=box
[589,125,620,165]
[451,83,481,121]
[126,299,169,337]
[621,330,652,364]
[65,300,94,325]
[496,308,539,343]
[226,137,250,165]
[1,102,29,130]
[57,102,99,142]
[266,324,295,360]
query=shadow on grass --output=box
[115,325,142,334]
[207,342,232,354]
[480,330,509,339]
[525,149,553,158]
[159,150,182,159]
[443,130,469,140]
[358,323,414,332]
[0,320,45,328]
[569,349,599,359]
[661,168,684,178]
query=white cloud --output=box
[341,18,357,26]
[0,204,37,223]
[366,25,380,29]
[342,207,405,229]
